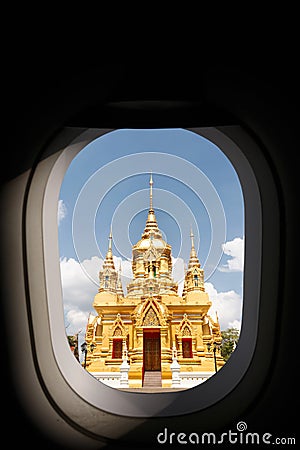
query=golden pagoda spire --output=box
[142,173,162,239]
[116,262,124,295]
[190,227,195,247]
[127,174,177,297]
[182,227,205,295]
[188,227,200,269]
[149,171,153,211]
[108,227,112,249]
[103,227,115,269]
[190,228,197,257]
[98,228,117,293]
[107,227,113,253]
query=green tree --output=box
[67,335,77,347]
[67,335,79,361]
[221,327,240,361]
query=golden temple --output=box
[83,175,224,388]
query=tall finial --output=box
[149,172,153,211]
[108,226,113,250]
[190,227,195,249]
[188,227,200,267]
[141,172,162,239]
[103,226,115,268]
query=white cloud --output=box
[219,237,244,272]
[204,282,243,331]
[58,199,67,225]
[65,309,90,335]
[172,256,185,294]
[60,256,102,334]
[228,319,242,331]
[60,255,134,333]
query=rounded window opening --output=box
[58,128,244,391]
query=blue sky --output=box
[58,129,244,336]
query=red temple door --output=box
[143,330,161,371]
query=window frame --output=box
[8,124,280,441]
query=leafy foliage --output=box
[67,335,79,361]
[67,335,77,347]
[221,327,240,361]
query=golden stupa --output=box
[83,175,224,388]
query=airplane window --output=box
[58,128,244,391]
[21,124,268,422]
[1,64,288,448]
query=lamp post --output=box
[81,341,87,368]
[81,342,96,369]
[90,343,96,353]
[213,341,219,373]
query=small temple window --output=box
[112,339,123,359]
[147,263,156,277]
[182,338,193,358]
[152,264,156,277]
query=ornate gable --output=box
[176,313,195,337]
[109,313,128,338]
[143,306,160,326]
[133,297,170,327]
